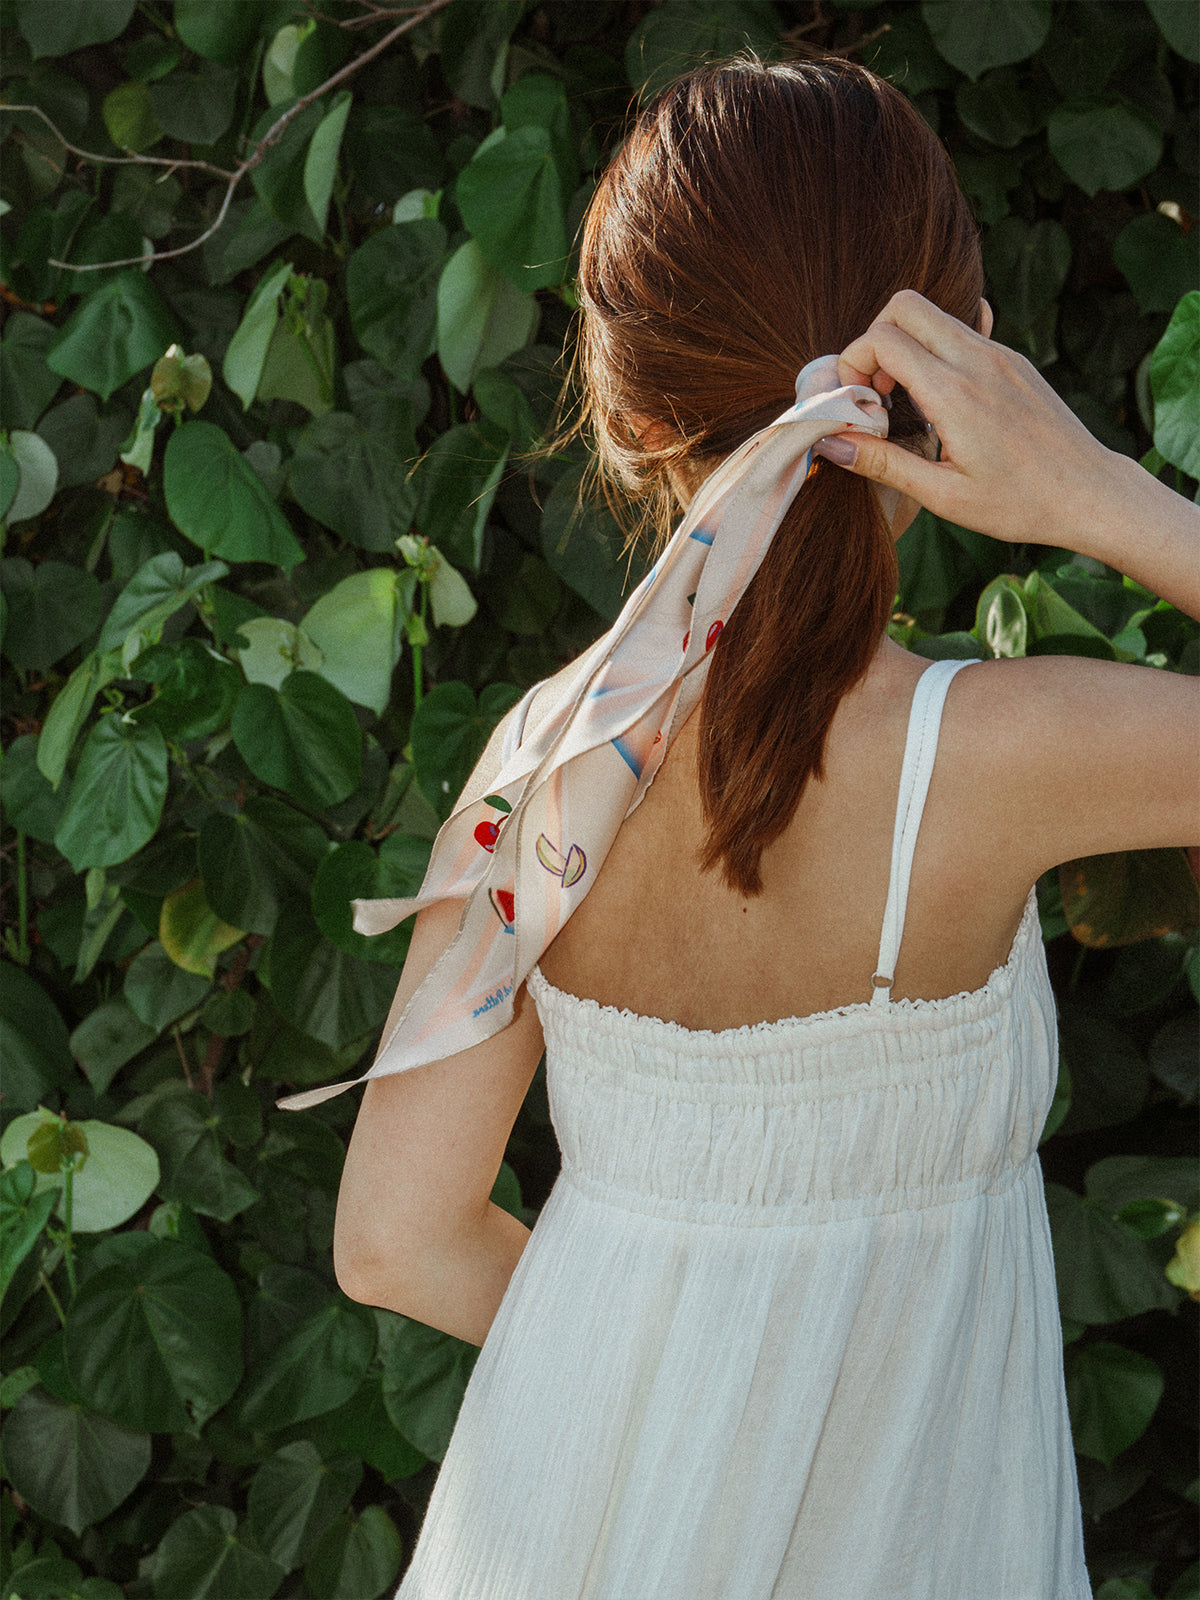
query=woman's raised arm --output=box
[813,290,1200,622]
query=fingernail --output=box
[813,435,856,467]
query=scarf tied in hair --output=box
[279,356,888,1109]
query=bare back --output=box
[538,639,1035,1030]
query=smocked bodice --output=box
[527,887,1056,1229]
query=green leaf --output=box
[69,996,157,1095]
[240,1295,376,1430]
[1145,0,1200,62]
[473,364,540,451]
[232,673,362,808]
[0,1162,59,1300]
[3,429,59,523]
[231,615,322,690]
[148,58,237,145]
[0,733,70,845]
[54,716,169,871]
[1065,1341,1164,1466]
[305,1371,427,1482]
[501,73,578,199]
[301,568,405,714]
[379,1314,476,1461]
[304,1505,403,1600]
[247,1441,362,1569]
[414,421,509,571]
[256,303,336,414]
[16,0,136,58]
[173,0,268,65]
[139,1090,260,1223]
[436,239,539,394]
[0,311,61,430]
[150,1505,285,1600]
[1,1386,151,1537]
[159,879,244,978]
[921,0,1051,79]
[438,0,525,108]
[541,464,645,621]
[0,964,73,1112]
[347,220,447,378]
[123,940,211,1030]
[164,421,304,571]
[263,21,308,104]
[201,987,256,1037]
[222,257,292,410]
[1,1113,161,1231]
[102,79,161,152]
[974,576,1027,658]
[311,837,429,963]
[289,410,418,554]
[261,908,394,1048]
[98,551,227,656]
[410,680,523,819]
[954,66,1040,148]
[37,652,119,789]
[981,217,1071,329]
[429,552,478,629]
[1113,213,1200,316]
[303,91,352,241]
[133,636,241,744]
[47,273,179,403]
[1047,98,1164,196]
[1044,1182,1179,1324]
[1150,291,1200,481]
[1084,1155,1200,1218]
[37,391,132,488]
[457,126,569,292]
[251,99,327,242]
[0,558,102,670]
[198,796,330,936]
[624,0,784,96]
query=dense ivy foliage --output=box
[0,2,1197,1596]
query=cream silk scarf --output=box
[279,356,889,1109]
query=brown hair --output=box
[573,56,984,894]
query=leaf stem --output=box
[14,829,30,966]
[412,582,428,714]
[38,1269,67,1327]
[59,1159,77,1303]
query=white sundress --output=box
[395,658,1093,1600]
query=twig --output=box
[0,103,236,180]
[6,0,454,275]
[837,22,892,57]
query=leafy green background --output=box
[0,2,1197,1596]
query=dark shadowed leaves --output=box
[64,1235,242,1430]
[240,1294,376,1430]
[1,1385,151,1535]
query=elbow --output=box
[333,1208,412,1311]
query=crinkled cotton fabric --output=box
[394,662,1091,1600]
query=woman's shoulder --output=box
[935,652,1198,872]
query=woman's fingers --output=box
[824,291,1122,546]
[813,432,954,511]
[839,290,986,393]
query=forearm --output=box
[336,1202,532,1347]
[1067,453,1200,622]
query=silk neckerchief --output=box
[279,356,889,1109]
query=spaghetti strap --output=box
[870,658,976,1008]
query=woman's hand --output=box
[813,289,1128,549]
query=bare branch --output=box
[1,103,237,179]
[18,0,455,275]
